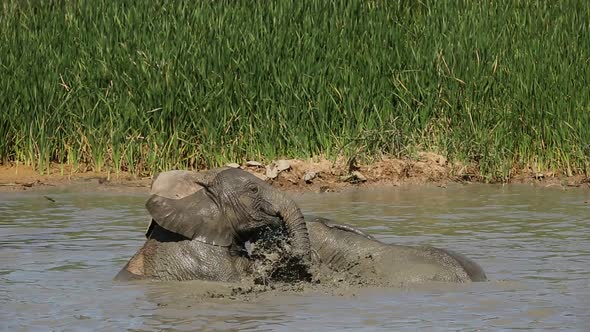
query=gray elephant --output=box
[278,217,487,285]
[117,168,486,285]
[115,168,310,281]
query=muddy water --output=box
[1,184,589,331]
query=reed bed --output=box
[1,0,588,180]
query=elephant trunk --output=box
[272,193,311,266]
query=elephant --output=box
[278,216,487,285]
[116,168,487,286]
[115,168,310,282]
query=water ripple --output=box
[1,185,589,331]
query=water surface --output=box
[1,184,589,331]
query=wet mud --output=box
[2,153,589,193]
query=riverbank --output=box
[1,152,587,193]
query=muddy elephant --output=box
[297,217,487,285]
[115,168,310,281]
[117,168,486,286]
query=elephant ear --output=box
[144,168,230,238]
[307,215,376,240]
[145,189,234,247]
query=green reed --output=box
[1,0,589,180]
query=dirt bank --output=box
[1,152,588,192]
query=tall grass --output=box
[1,0,589,180]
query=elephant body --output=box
[303,217,487,285]
[116,223,252,281]
[116,168,487,286]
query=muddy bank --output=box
[1,153,588,192]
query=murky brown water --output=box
[1,184,589,331]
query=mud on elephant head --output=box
[145,167,311,264]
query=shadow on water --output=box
[1,184,589,330]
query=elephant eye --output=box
[248,185,259,194]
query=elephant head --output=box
[144,168,311,265]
